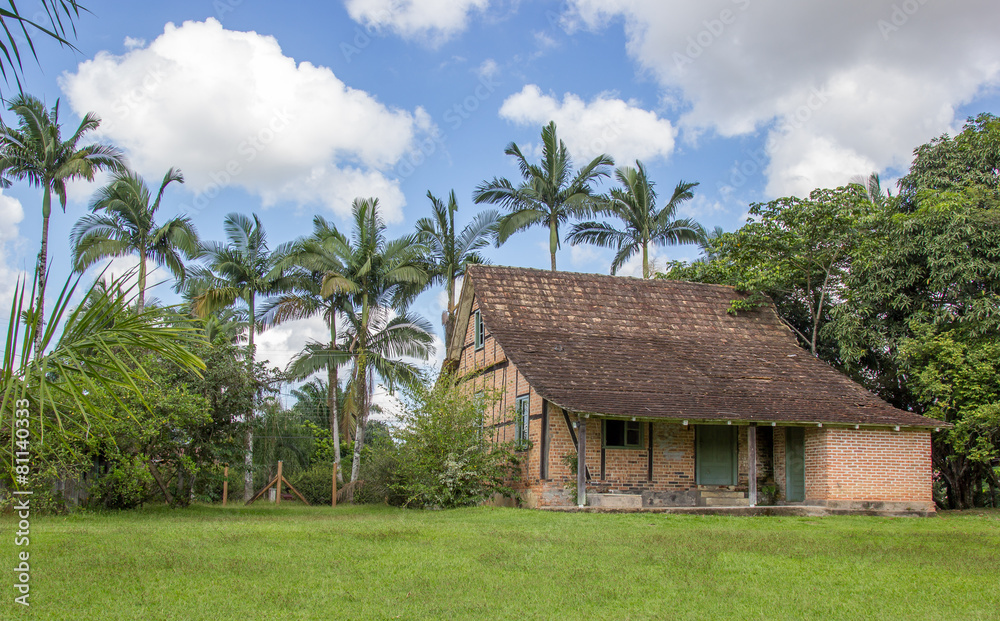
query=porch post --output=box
[748,423,758,507]
[577,415,587,508]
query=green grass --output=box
[1,504,999,620]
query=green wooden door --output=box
[785,427,805,502]
[696,426,737,486]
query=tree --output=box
[416,190,498,349]
[189,213,293,501]
[340,303,434,484]
[567,161,702,278]
[1,272,205,472]
[473,121,613,271]
[260,216,352,482]
[829,191,1000,508]
[71,167,198,314]
[324,198,432,483]
[0,94,125,359]
[664,186,870,358]
[0,1,85,93]
[897,113,1000,208]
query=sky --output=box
[1,0,999,380]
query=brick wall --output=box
[804,428,933,509]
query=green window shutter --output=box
[515,395,529,448]
[474,310,484,349]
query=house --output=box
[446,265,942,515]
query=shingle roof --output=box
[455,265,941,429]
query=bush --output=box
[354,443,403,505]
[286,462,337,505]
[389,375,522,508]
[87,454,153,510]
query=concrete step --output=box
[704,497,750,507]
[699,490,746,499]
[588,493,643,509]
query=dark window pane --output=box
[605,420,625,446]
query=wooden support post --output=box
[577,416,587,508]
[222,466,229,506]
[748,423,758,507]
[331,463,337,508]
[276,461,283,505]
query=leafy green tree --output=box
[416,190,498,349]
[898,113,1000,208]
[567,161,702,278]
[71,167,198,313]
[829,191,1000,508]
[473,121,613,271]
[189,213,294,501]
[1,272,205,473]
[0,94,125,358]
[663,185,870,358]
[901,325,1000,508]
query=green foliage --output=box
[87,454,153,510]
[388,376,521,508]
[568,161,702,278]
[474,120,613,270]
[287,462,337,505]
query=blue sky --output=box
[2,0,999,373]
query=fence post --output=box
[276,461,283,505]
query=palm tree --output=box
[415,190,498,350]
[259,216,353,482]
[340,303,434,483]
[189,213,294,501]
[473,121,613,271]
[71,168,198,314]
[327,198,431,483]
[567,161,703,278]
[0,94,125,358]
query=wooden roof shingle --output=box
[452,265,941,429]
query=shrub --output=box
[87,454,153,510]
[287,462,338,505]
[390,374,522,508]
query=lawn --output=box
[1,504,998,620]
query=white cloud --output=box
[0,191,26,314]
[345,0,490,44]
[255,314,330,373]
[476,58,499,79]
[565,0,1000,196]
[60,18,435,221]
[499,84,677,166]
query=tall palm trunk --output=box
[137,248,148,314]
[349,360,368,484]
[33,186,52,360]
[244,293,256,502]
[549,216,558,271]
[328,313,344,483]
[642,242,650,279]
[444,276,456,351]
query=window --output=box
[514,395,530,448]
[603,420,643,449]
[473,310,485,350]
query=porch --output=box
[566,418,804,510]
